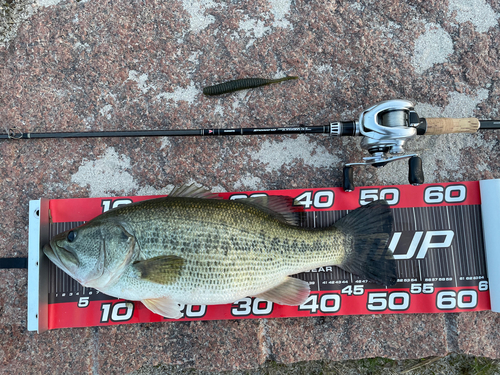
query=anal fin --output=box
[142,298,183,319]
[255,277,310,305]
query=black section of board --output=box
[46,206,487,304]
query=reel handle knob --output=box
[343,166,355,192]
[408,156,424,185]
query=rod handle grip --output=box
[424,118,480,135]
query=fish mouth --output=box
[44,242,92,287]
[43,243,65,270]
[43,242,78,274]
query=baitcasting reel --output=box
[334,99,424,191]
[330,99,485,192]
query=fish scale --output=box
[44,185,396,318]
[120,199,344,304]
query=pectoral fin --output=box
[255,277,310,305]
[142,298,183,319]
[132,255,184,285]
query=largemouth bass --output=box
[43,184,397,319]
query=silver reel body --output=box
[342,99,424,191]
[358,99,419,164]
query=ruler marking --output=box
[475,205,486,276]
[446,206,457,287]
[472,205,480,274]
[415,207,422,282]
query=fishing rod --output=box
[3,99,500,191]
[1,99,499,271]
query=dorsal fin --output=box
[237,195,304,226]
[169,183,219,199]
[169,184,304,226]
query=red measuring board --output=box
[43,181,490,329]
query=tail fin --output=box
[335,200,397,286]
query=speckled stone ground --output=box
[1,0,500,373]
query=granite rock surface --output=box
[1,0,500,373]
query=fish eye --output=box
[67,230,77,242]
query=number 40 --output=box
[294,190,334,209]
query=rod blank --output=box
[0,126,330,140]
[1,118,499,141]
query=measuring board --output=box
[27,180,500,332]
